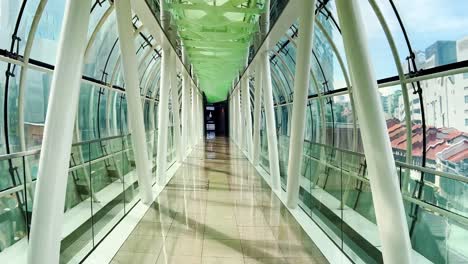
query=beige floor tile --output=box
[205,215,237,226]
[238,226,275,241]
[241,240,284,259]
[160,237,203,257]
[271,224,310,242]
[277,239,320,258]
[235,215,268,227]
[166,220,205,239]
[112,139,328,264]
[132,222,172,237]
[173,212,206,225]
[204,224,240,240]
[244,257,288,264]
[119,234,163,254]
[284,256,328,264]
[202,239,243,258]
[112,251,158,264]
[202,256,245,264]
[156,255,202,264]
[141,208,176,224]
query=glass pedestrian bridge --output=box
[0,0,467,263]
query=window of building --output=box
[466,119,468,126]
[464,72,468,79]
[465,95,468,104]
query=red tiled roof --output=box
[427,141,448,160]
[447,149,468,162]
[388,123,403,133]
[388,126,467,161]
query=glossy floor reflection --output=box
[111,138,328,264]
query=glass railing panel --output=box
[122,135,139,211]
[339,152,380,263]
[60,165,94,264]
[0,188,29,253]
[297,140,468,263]
[0,153,35,259]
[89,138,125,244]
[300,144,345,249]
[278,135,290,187]
[167,126,174,163]
[398,164,468,263]
[259,110,270,173]
[0,156,25,192]
[1,133,143,263]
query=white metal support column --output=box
[252,61,263,165]
[285,0,317,207]
[115,0,154,203]
[156,48,171,184]
[237,88,242,146]
[230,91,235,142]
[231,88,237,144]
[195,91,199,140]
[261,48,281,191]
[156,3,171,185]
[170,52,182,161]
[236,88,243,148]
[192,82,197,145]
[196,92,200,140]
[198,90,201,140]
[239,79,245,150]
[229,94,232,140]
[336,1,412,263]
[242,73,253,160]
[27,1,91,263]
[200,93,205,140]
[199,91,204,139]
[182,70,191,155]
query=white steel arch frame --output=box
[0,0,202,263]
[228,1,468,264]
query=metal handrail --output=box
[0,133,131,162]
[301,139,466,184]
[71,133,131,147]
[0,148,41,162]
[396,161,468,184]
[302,151,468,226]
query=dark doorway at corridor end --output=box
[205,101,229,138]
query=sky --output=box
[326,0,468,95]
[360,0,468,77]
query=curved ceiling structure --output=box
[168,0,265,102]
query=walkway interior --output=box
[110,138,328,264]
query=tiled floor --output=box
[111,138,328,264]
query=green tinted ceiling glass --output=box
[167,0,265,102]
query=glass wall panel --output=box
[84,11,119,81]
[0,0,40,54]
[30,0,65,64]
[24,69,51,149]
[391,0,468,70]
[259,109,269,173]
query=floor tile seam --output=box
[199,164,209,263]
[230,148,253,264]
[114,226,166,264]
[232,142,296,261]
[232,143,279,241]
[150,188,181,263]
